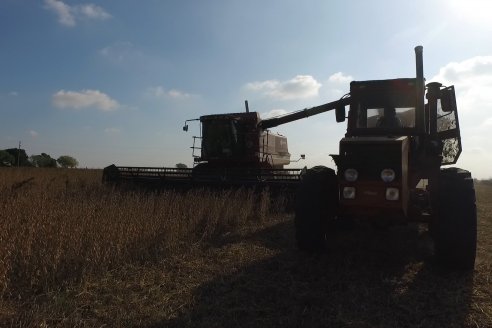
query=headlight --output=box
[344,168,358,182]
[385,187,399,201]
[343,187,356,199]
[381,169,396,182]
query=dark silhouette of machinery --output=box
[103,93,349,191]
[294,46,476,270]
[103,46,476,270]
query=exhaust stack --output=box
[414,46,425,133]
[415,45,424,81]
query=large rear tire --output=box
[435,168,477,270]
[294,166,338,252]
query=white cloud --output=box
[431,56,492,84]
[77,4,111,20]
[9,91,19,97]
[430,56,492,114]
[53,89,119,111]
[245,75,322,100]
[324,72,353,98]
[148,86,195,99]
[44,0,111,27]
[167,89,193,99]
[29,130,39,138]
[44,0,75,26]
[99,42,170,74]
[260,109,289,119]
[328,72,353,84]
[100,42,141,63]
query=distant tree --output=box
[29,155,40,167]
[57,155,79,168]
[5,148,30,166]
[175,163,188,168]
[30,153,57,168]
[0,150,14,166]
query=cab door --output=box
[437,86,462,165]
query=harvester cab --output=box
[184,111,292,170]
[295,46,476,270]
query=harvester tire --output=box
[295,166,338,252]
[435,168,477,270]
[102,164,120,184]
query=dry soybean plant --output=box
[0,168,283,297]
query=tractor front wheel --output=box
[294,166,338,252]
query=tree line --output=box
[0,148,78,168]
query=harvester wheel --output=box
[102,164,120,184]
[294,166,338,252]
[435,168,477,270]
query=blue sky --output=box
[1,0,492,178]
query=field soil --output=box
[0,169,491,327]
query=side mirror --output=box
[336,105,346,122]
[183,124,188,132]
[440,86,457,113]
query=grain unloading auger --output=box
[102,97,349,191]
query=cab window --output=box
[356,104,416,129]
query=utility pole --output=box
[17,141,21,167]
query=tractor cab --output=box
[187,111,292,169]
[338,78,462,165]
[346,78,419,137]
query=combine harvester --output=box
[103,98,349,192]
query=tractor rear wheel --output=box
[294,166,338,252]
[435,168,477,270]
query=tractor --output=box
[294,46,476,270]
